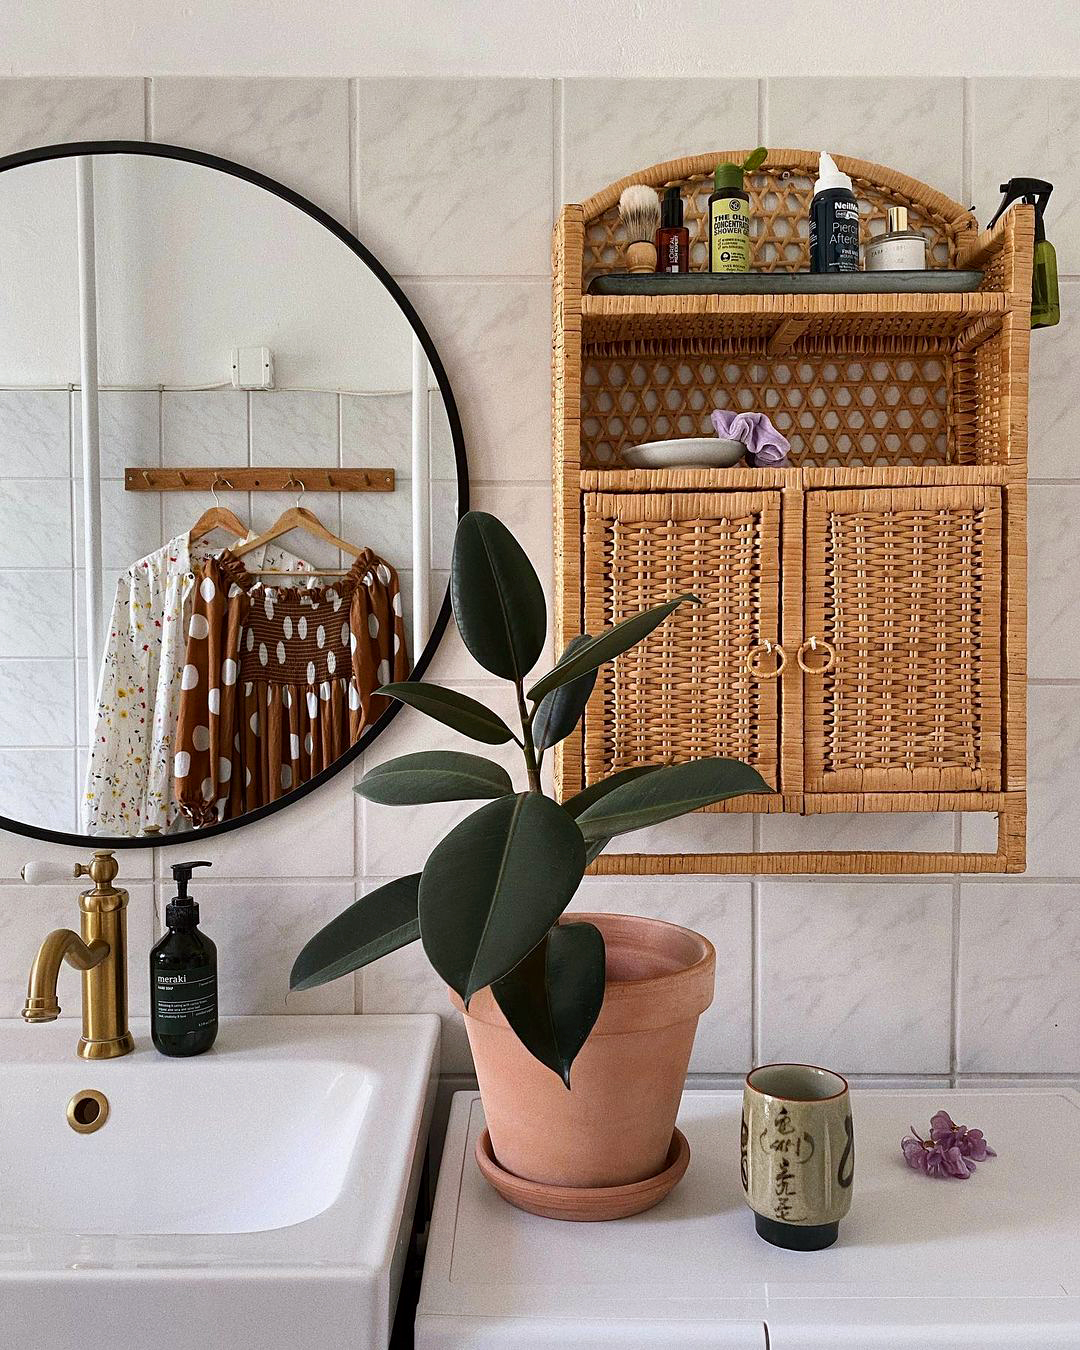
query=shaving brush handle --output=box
[626,240,657,274]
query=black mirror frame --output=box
[0,138,469,849]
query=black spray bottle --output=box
[151,860,218,1056]
[987,179,1060,329]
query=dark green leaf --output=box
[585,836,610,865]
[566,768,667,867]
[290,874,420,992]
[566,766,666,866]
[575,757,771,841]
[527,595,697,703]
[419,793,586,1002]
[563,764,663,817]
[492,922,606,1088]
[451,511,547,681]
[532,635,597,750]
[356,751,514,805]
[378,681,515,744]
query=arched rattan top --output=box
[580,149,973,232]
[575,149,976,278]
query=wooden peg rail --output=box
[124,467,395,492]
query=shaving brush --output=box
[619,184,661,273]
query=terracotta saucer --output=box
[475,1127,690,1222]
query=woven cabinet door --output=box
[803,486,1003,793]
[582,491,782,789]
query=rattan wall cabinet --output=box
[553,150,1032,875]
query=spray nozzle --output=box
[813,151,854,197]
[170,859,212,901]
[988,178,1054,240]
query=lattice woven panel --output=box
[583,165,957,285]
[805,488,1002,793]
[581,345,953,468]
[954,325,1009,466]
[583,491,780,787]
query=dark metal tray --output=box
[587,270,985,296]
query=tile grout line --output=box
[961,77,973,209]
[395,273,550,284]
[156,387,164,550]
[949,812,962,1088]
[347,77,359,238]
[144,76,153,142]
[28,872,1075,889]
[750,815,762,1064]
[757,76,769,146]
[353,869,366,1016]
[67,394,80,828]
[552,77,564,217]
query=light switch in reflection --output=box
[231,346,274,390]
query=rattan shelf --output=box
[580,289,1009,349]
[553,150,1033,876]
[579,465,1016,493]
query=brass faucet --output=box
[22,851,135,1060]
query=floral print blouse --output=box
[83,532,314,835]
[174,549,408,827]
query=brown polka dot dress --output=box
[174,549,408,826]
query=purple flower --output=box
[902,1112,997,1180]
[929,1110,997,1161]
[901,1132,931,1171]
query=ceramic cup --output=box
[741,1063,854,1251]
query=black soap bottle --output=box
[809,151,860,273]
[151,860,218,1057]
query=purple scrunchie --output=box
[710,410,790,466]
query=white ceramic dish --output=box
[622,437,746,469]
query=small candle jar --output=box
[865,206,928,271]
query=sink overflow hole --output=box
[74,1097,99,1125]
[67,1089,109,1134]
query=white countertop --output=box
[417,1087,1080,1349]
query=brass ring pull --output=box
[745,640,787,679]
[797,635,837,675]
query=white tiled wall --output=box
[1,74,1078,1091]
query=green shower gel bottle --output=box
[988,178,1060,329]
[151,860,218,1057]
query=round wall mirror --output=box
[0,140,467,847]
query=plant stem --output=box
[515,681,543,794]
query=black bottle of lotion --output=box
[809,152,860,273]
[151,860,218,1056]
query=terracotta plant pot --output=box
[450,912,715,1197]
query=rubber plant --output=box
[292,511,769,1086]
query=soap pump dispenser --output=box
[151,860,218,1057]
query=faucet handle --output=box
[22,851,119,888]
[22,860,81,885]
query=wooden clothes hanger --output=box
[230,480,362,577]
[189,476,248,543]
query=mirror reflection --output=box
[0,150,462,839]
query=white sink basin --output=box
[0,1014,440,1350]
